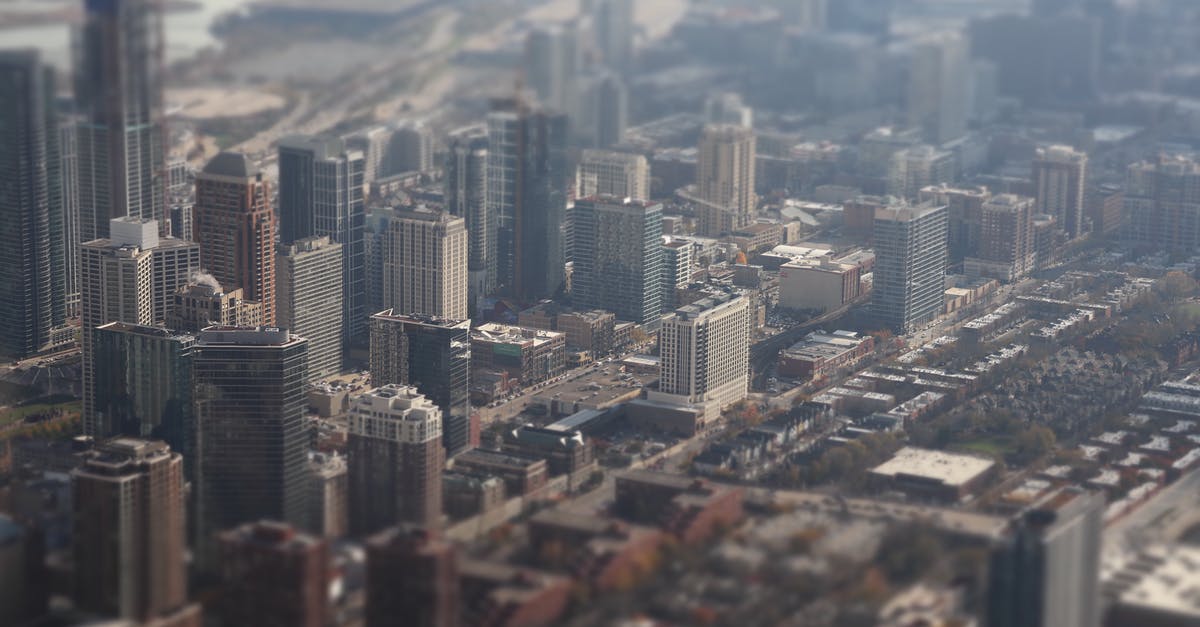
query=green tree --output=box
[1014,425,1056,465]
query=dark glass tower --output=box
[194,328,309,556]
[445,129,492,314]
[278,136,366,347]
[369,311,472,457]
[0,50,58,359]
[572,197,665,330]
[91,322,196,477]
[75,0,167,240]
[486,103,569,303]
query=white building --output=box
[577,149,649,201]
[778,259,861,312]
[651,291,751,422]
[380,208,468,320]
[277,236,344,381]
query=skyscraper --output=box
[91,323,196,476]
[194,328,309,554]
[870,201,949,332]
[446,129,492,313]
[888,145,957,200]
[366,527,460,627]
[277,236,344,381]
[0,51,59,358]
[590,0,635,76]
[572,197,664,329]
[918,184,990,262]
[697,125,757,235]
[653,291,751,421]
[487,104,569,302]
[278,136,366,346]
[906,31,970,145]
[76,0,167,241]
[578,71,628,148]
[381,209,469,321]
[194,152,277,325]
[386,123,436,175]
[987,488,1104,627]
[1033,145,1088,239]
[370,311,471,458]
[965,194,1036,282]
[1126,155,1200,253]
[348,385,445,535]
[577,150,650,201]
[218,521,329,627]
[524,24,582,115]
[72,438,195,624]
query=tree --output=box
[1156,271,1199,303]
[1014,425,1056,465]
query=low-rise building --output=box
[778,259,862,312]
[471,324,567,387]
[778,330,875,380]
[868,447,997,502]
[453,449,550,498]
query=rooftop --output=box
[870,447,995,487]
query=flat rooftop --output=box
[1114,544,1200,620]
[870,447,995,487]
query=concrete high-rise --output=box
[194,328,309,554]
[72,438,195,624]
[345,126,392,184]
[219,521,329,627]
[278,136,367,347]
[965,194,1036,282]
[366,527,460,627]
[661,238,694,307]
[918,184,990,262]
[704,92,754,129]
[91,323,196,476]
[577,150,649,201]
[906,31,970,145]
[653,291,751,422]
[578,71,628,148]
[75,0,167,241]
[386,123,435,175]
[169,282,263,333]
[870,201,949,332]
[277,236,344,381]
[524,24,582,115]
[889,145,956,200]
[369,311,472,458]
[381,209,469,321]
[348,385,445,535]
[590,0,635,76]
[81,217,199,437]
[1126,155,1200,253]
[1033,145,1088,239]
[0,51,63,358]
[987,488,1104,627]
[445,129,493,312]
[487,104,569,302]
[697,125,757,235]
[194,152,277,325]
[572,197,664,329]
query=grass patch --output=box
[954,436,1015,458]
[0,400,81,429]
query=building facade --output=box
[445,129,493,311]
[577,150,650,202]
[654,292,751,420]
[381,209,469,321]
[194,152,277,325]
[218,522,328,627]
[1033,145,1088,239]
[871,202,949,332]
[572,197,664,329]
[366,527,460,627]
[348,385,445,535]
[277,236,344,381]
[697,125,757,232]
[965,194,1036,282]
[1125,155,1200,253]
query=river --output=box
[0,0,249,71]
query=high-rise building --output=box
[445,129,493,312]
[704,92,754,129]
[0,50,62,358]
[697,125,757,235]
[524,24,582,115]
[918,184,990,262]
[194,152,277,325]
[577,150,649,201]
[277,236,344,381]
[0,514,47,626]
[661,239,694,307]
[169,281,263,333]
[590,0,634,76]
[76,0,167,241]
[194,328,309,554]
[906,31,970,145]
[278,136,366,347]
[578,71,628,148]
[306,452,348,540]
[987,488,1104,627]
[348,385,445,535]
[652,291,751,421]
[965,194,1036,282]
[1126,155,1200,252]
[1033,145,1088,239]
[888,145,956,200]
[369,311,471,458]
[381,209,469,321]
[487,104,569,302]
[91,323,196,476]
[72,438,194,624]
[218,521,328,627]
[870,201,949,332]
[366,527,460,627]
[345,126,392,184]
[386,123,435,175]
[58,118,82,320]
[572,197,664,329]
